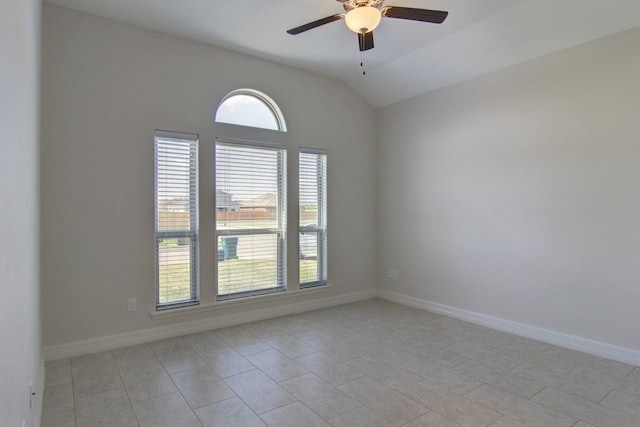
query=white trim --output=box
[377,289,640,367]
[152,284,332,320]
[43,288,377,361]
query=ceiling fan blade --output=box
[358,31,374,52]
[382,7,448,24]
[286,14,344,35]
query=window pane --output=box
[216,145,281,230]
[155,132,199,308]
[300,230,319,283]
[299,149,327,287]
[157,236,196,304]
[215,94,279,131]
[215,142,286,299]
[217,233,282,296]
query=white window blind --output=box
[215,141,287,299]
[299,148,327,287]
[154,131,199,309]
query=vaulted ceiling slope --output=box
[45,0,640,108]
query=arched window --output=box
[215,89,287,132]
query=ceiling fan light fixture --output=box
[344,6,381,34]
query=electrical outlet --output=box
[387,269,393,279]
[127,298,137,312]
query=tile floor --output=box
[42,299,640,427]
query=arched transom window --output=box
[215,89,287,132]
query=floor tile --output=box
[75,387,137,427]
[112,344,155,366]
[346,355,421,391]
[454,359,545,399]
[45,358,72,388]
[465,384,576,427]
[224,369,296,414]
[401,380,501,427]
[260,401,330,427]
[72,358,123,399]
[509,362,611,402]
[403,411,464,426]
[184,331,229,355]
[150,337,207,374]
[171,366,235,409]
[71,351,114,368]
[241,319,287,338]
[531,386,640,427]
[305,335,364,361]
[215,326,272,355]
[295,351,365,386]
[493,338,551,362]
[444,343,521,371]
[327,406,393,427]
[601,389,640,418]
[318,324,367,343]
[403,341,470,367]
[195,396,266,427]
[338,376,428,425]
[488,416,526,427]
[246,349,309,382]
[132,391,201,427]
[199,347,256,378]
[263,334,319,358]
[399,357,483,395]
[42,383,75,427]
[280,373,360,420]
[122,370,178,404]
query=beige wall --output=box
[0,0,43,424]
[40,4,377,348]
[377,26,640,352]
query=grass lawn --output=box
[158,259,318,303]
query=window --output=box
[154,131,199,309]
[215,89,287,132]
[215,141,287,299]
[299,148,327,287]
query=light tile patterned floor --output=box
[42,299,640,427]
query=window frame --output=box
[214,138,288,300]
[299,147,328,288]
[154,130,199,310]
[215,89,288,132]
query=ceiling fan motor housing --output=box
[338,0,385,13]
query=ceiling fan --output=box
[286,0,449,52]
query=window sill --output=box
[150,284,332,320]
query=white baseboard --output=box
[44,289,377,361]
[377,289,640,367]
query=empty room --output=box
[2,0,640,426]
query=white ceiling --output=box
[44,0,640,108]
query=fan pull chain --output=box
[360,51,366,76]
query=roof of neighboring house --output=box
[241,193,277,208]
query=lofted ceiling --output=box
[44,0,640,108]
